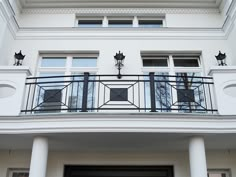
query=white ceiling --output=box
[1,133,236,152]
[18,0,224,8]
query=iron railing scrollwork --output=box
[21,74,217,114]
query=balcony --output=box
[21,73,217,114]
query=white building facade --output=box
[1,0,236,177]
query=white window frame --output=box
[141,53,203,75]
[34,52,99,113]
[38,52,99,76]
[141,52,204,113]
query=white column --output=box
[29,137,48,177]
[189,136,208,177]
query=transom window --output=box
[72,57,97,67]
[41,57,66,67]
[142,56,168,67]
[77,18,103,27]
[139,19,163,27]
[108,19,133,27]
[38,52,99,73]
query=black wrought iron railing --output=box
[21,73,217,114]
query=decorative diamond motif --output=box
[110,88,128,101]
[177,89,195,102]
[44,89,62,103]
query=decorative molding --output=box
[18,0,222,9]
[14,27,225,40]
[22,7,220,15]
[0,0,236,40]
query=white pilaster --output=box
[0,66,31,116]
[103,16,108,27]
[209,66,236,115]
[133,16,138,27]
[29,137,48,177]
[189,136,207,177]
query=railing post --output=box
[149,72,156,112]
[81,72,89,112]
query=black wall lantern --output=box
[114,51,125,79]
[215,51,227,66]
[14,50,25,66]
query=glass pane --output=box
[78,20,102,27]
[108,20,133,27]
[69,73,96,112]
[144,72,171,112]
[72,57,97,67]
[35,73,65,113]
[41,57,66,67]
[143,59,168,67]
[175,72,205,113]
[173,58,199,67]
[139,20,163,27]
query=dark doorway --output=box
[64,165,174,177]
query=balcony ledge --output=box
[0,112,236,134]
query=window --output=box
[142,56,168,67]
[35,52,98,113]
[8,168,29,177]
[142,52,204,113]
[78,19,103,27]
[208,169,231,177]
[108,19,133,27]
[139,19,163,27]
[72,57,97,67]
[76,16,165,28]
[173,56,200,67]
[40,57,66,67]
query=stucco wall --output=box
[17,12,224,28]
[11,38,230,76]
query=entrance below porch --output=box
[64,165,174,177]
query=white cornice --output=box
[1,113,236,134]
[21,7,220,14]
[15,27,225,40]
[19,0,222,9]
